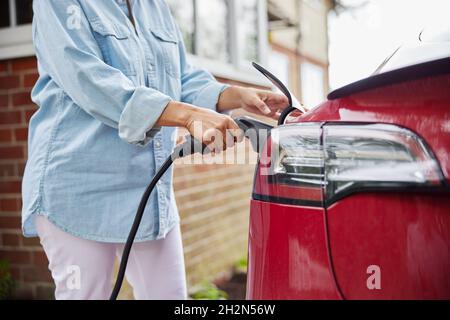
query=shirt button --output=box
[155,141,161,148]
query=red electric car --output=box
[247,26,450,299]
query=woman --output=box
[22,0,289,300]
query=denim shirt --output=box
[22,0,228,242]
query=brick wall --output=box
[0,56,256,299]
[175,162,253,286]
[0,57,54,299]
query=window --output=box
[0,0,34,60]
[167,0,231,62]
[166,0,268,84]
[15,0,34,26]
[0,2,11,28]
[269,50,290,88]
[236,0,260,62]
[0,0,33,29]
[300,61,325,108]
[197,0,230,62]
[166,0,195,54]
[0,0,269,85]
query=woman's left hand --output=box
[217,86,289,120]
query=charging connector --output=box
[234,116,273,152]
[111,118,273,300]
[110,135,208,300]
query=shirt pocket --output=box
[149,28,180,79]
[89,18,138,77]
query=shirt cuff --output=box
[118,86,172,146]
[191,82,230,112]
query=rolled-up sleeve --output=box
[33,0,170,146]
[176,28,229,111]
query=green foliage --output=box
[190,281,228,300]
[0,260,16,300]
[234,257,248,273]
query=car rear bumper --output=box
[247,200,342,300]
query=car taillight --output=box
[254,123,324,206]
[253,123,444,207]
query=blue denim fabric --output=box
[22,0,228,242]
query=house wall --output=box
[0,56,257,299]
[270,0,329,65]
[298,0,330,66]
[0,0,332,300]
[0,57,51,299]
[269,0,330,103]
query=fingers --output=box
[261,91,289,110]
[253,98,272,115]
[219,117,244,150]
[202,117,244,152]
[253,98,280,119]
[272,110,282,120]
[267,91,289,105]
[203,128,218,146]
[249,91,289,119]
[226,118,245,143]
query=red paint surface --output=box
[327,192,450,299]
[290,74,450,183]
[246,200,341,300]
[248,73,450,299]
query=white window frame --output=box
[300,61,326,108]
[0,0,269,86]
[0,0,34,60]
[187,0,269,86]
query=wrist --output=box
[158,101,197,128]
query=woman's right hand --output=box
[156,101,243,152]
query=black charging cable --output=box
[110,135,208,300]
[110,117,275,300]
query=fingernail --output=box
[263,105,271,114]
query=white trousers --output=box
[35,216,187,300]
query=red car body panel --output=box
[248,70,450,299]
[247,200,341,300]
[290,74,450,183]
[327,192,450,299]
